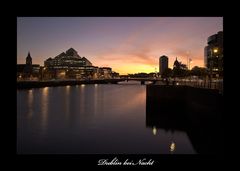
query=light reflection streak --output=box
[152,126,157,135]
[80,84,85,114]
[65,86,70,121]
[41,87,49,134]
[93,84,98,116]
[27,89,33,119]
[170,141,176,153]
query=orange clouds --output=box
[92,34,205,74]
[18,17,222,74]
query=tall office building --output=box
[204,31,223,77]
[159,55,168,75]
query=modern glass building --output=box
[44,48,98,79]
[44,48,92,68]
[43,48,113,79]
[204,31,223,77]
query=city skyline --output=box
[17,17,223,74]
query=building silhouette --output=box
[173,57,187,70]
[24,52,32,76]
[17,52,40,80]
[173,57,180,69]
[17,48,118,80]
[204,31,223,77]
[159,55,168,75]
[172,57,188,78]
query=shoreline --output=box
[17,79,126,89]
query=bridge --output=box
[120,77,160,85]
[17,77,223,93]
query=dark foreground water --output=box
[17,83,202,154]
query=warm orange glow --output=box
[43,87,49,94]
[59,71,66,76]
[18,17,222,75]
[115,64,156,75]
[94,52,204,74]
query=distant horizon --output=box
[17,17,223,74]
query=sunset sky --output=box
[17,17,223,74]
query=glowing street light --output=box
[170,142,176,152]
[213,48,218,53]
[189,58,193,70]
[152,126,157,135]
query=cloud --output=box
[90,18,208,72]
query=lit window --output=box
[213,48,218,53]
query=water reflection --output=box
[27,90,33,119]
[170,141,176,152]
[152,126,157,135]
[146,87,223,154]
[93,84,98,116]
[17,84,222,154]
[65,86,70,121]
[41,87,49,134]
[80,84,85,115]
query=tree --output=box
[173,64,188,78]
[190,66,207,78]
[161,68,172,78]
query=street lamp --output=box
[186,51,190,69]
[154,67,157,78]
[209,48,218,88]
[189,58,192,70]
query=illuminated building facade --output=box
[44,48,99,79]
[204,31,223,77]
[98,67,112,79]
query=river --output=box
[17,82,196,154]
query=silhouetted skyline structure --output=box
[159,55,168,75]
[17,17,223,74]
[17,48,118,80]
[17,52,40,79]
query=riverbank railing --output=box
[160,79,223,94]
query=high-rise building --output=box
[204,31,223,77]
[159,55,168,75]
